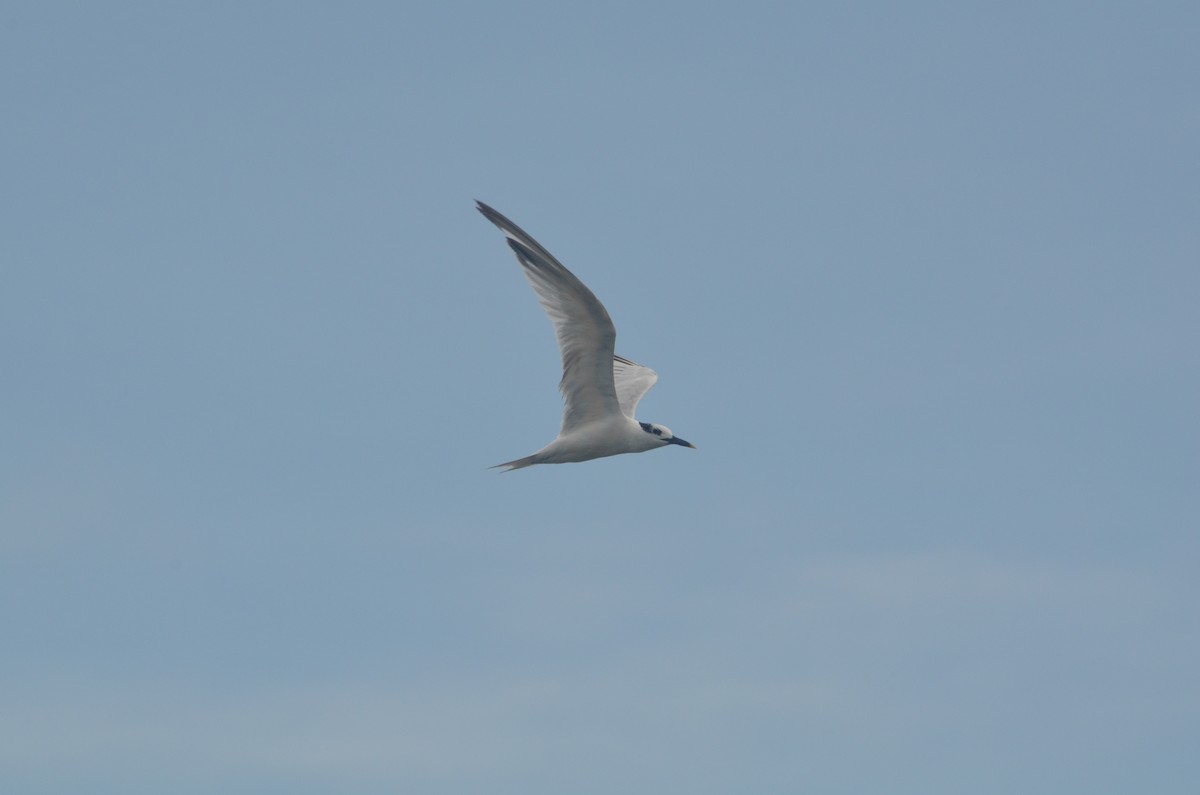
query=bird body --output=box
[495,414,664,470]
[477,202,695,471]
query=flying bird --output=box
[478,201,696,471]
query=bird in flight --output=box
[477,201,696,471]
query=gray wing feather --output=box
[612,355,658,419]
[477,201,622,432]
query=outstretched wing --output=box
[612,355,658,420]
[477,201,623,432]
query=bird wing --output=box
[612,355,658,419]
[477,201,623,433]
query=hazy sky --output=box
[3,2,1197,793]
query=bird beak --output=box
[668,436,696,449]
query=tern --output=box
[478,201,696,471]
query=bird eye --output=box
[653,428,662,435]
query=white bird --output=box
[478,201,696,471]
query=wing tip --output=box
[476,199,501,223]
[477,201,533,250]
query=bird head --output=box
[639,422,696,449]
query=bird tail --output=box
[489,454,539,472]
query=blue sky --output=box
[2,2,1197,793]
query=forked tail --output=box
[489,454,539,472]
